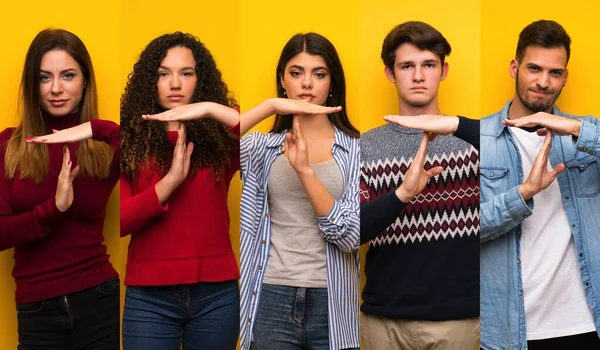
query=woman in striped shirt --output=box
[240,32,361,350]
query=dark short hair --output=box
[381,21,451,71]
[516,20,571,63]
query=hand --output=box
[503,112,582,137]
[27,122,93,144]
[518,130,565,201]
[142,102,213,122]
[286,115,311,175]
[384,114,459,140]
[164,122,194,187]
[55,145,80,212]
[395,133,445,203]
[270,98,341,116]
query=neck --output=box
[295,114,334,139]
[41,109,80,130]
[398,98,441,116]
[508,94,553,120]
[166,121,180,131]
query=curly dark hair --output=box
[120,32,237,180]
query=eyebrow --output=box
[526,63,565,73]
[397,59,439,65]
[40,68,77,74]
[289,65,329,72]
[158,66,196,71]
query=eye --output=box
[425,63,436,68]
[550,71,563,77]
[63,72,75,80]
[158,71,169,78]
[315,72,327,79]
[289,71,301,77]
[401,64,412,70]
[528,66,540,72]
[40,74,51,82]
[182,71,195,77]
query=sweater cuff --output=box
[36,198,63,228]
[90,119,120,147]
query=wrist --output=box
[395,186,413,203]
[518,184,534,201]
[296,167,314,178]
[571,119,582,137]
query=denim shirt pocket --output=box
[565,155,600,197]
[480,167,511,200]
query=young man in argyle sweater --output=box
[359,21,480,350]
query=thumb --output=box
[425,166,444,178]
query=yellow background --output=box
[0,1,122,347]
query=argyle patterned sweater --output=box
[360,121,480,320]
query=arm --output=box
[0,139,78,250]
[574,119,600,157]
[119,123,193,236]
[143,102,239,128]
[481,131,564,242]
[28,120,120,148]
[240,98,342,136]
[359,133,443,244]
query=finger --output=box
[413,133,430,167]
[180,122,186,146]
[293,115,302,138]
[429,133,438,142]
[425,166,445,178]
[184,142,194,174]
[550,163,565,177]
[69,165,80,182]
[536,128,548,136]
[52,129,60,133]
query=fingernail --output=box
[25,136,34,142]
[68,160,71,165]
[41,139,47,142]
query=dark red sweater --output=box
[0,114,119,303]
[120,123,240,286]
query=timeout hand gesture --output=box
[55,145,80,212]
[286,115,311,175]
[395,133,445,203]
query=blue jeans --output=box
[122,280,239,350]
[250,284,346,350]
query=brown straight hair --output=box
[4,28,113,183]
[516,20,571,63]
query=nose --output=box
[536,72,550,89]
[301,75,312,89]
[413,65,424,83]
[170,75,181,90]
[50,78,63,95]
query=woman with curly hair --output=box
[239,33,361,350]
[119,32,240,350]
[2,29,120,349]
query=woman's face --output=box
[39,49,85,117]
[156,46,197,110]
[280,52,331,106]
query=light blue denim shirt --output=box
[480,101,600,350]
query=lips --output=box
[167,95,184,102]
[49,99,68,107]
[410,86,427,92]
[298,94,315,99]
[530,89,551,95]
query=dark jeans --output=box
[527,331,600,350]
[17,276,120,350]
[250,284,339,350]
[122,280,239,350]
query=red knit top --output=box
[120,123,240,286]
[0,114,119,303]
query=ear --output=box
[509,59,518,79]
[384,66,395,83]
[279,74,285,91]
[440,62,449,81]
[563,68,568,87]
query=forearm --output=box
[360,192,407,245]
[241,99,275,136]
[0,199,62,251]
[297,169,335,216]
[480,186,532,243]
[205,102,240,128]
[90,119,120,148]
[455,116,480,151]
[119,177,168,236]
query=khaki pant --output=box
[360,313,480,350]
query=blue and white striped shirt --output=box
[240,127,360,350]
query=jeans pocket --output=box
[96,276,121,296]
[16,301,44,314]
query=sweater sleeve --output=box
[360,192,407,245]
[0,128,63,251]
[90,119,120,148]
[454,116,480,151]
[119,174,168,236]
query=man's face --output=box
[385,43,448,108]
[511,45,568,113]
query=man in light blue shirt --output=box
[480,20,600,350]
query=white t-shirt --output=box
[512,127,596,340]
